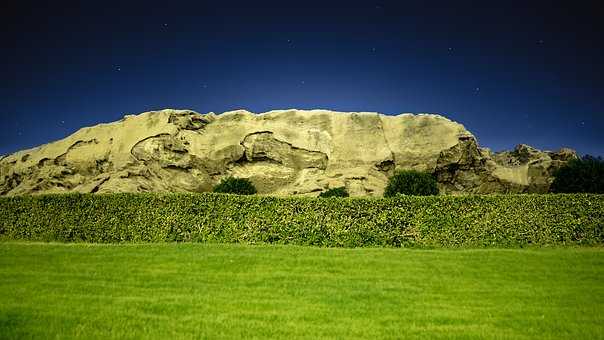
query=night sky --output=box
[2,1,602,156]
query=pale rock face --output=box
[0,109,576,196]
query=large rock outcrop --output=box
[0,109,576,196]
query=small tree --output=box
[550,155,604,193]
[384,170,439,197]
[213,177,257,195]
[318,187,349,198]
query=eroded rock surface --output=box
[0,109,575,196]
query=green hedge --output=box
[0,193,602,247]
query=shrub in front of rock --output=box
[213,177,257,195]
[318,187,349,198]
[384,170,439,197]
[550,155,604,193]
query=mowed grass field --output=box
[0,243,602,339]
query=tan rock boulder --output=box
[435,140,577,194]
[0,109,575,196]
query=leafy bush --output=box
[384,170,439,197]
[318,187,349,198]
[213,177,257,195]
[551,155,604,194]
[1,193,602,247]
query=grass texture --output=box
[0,242,602,339]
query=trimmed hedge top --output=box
[0,193,602,248]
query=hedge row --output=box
[0,193,602,247]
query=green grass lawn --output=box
[0,243,602,339]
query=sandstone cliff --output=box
[0,109,575,196]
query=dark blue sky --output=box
[2,1,602,156]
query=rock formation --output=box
[0,109,576,196]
